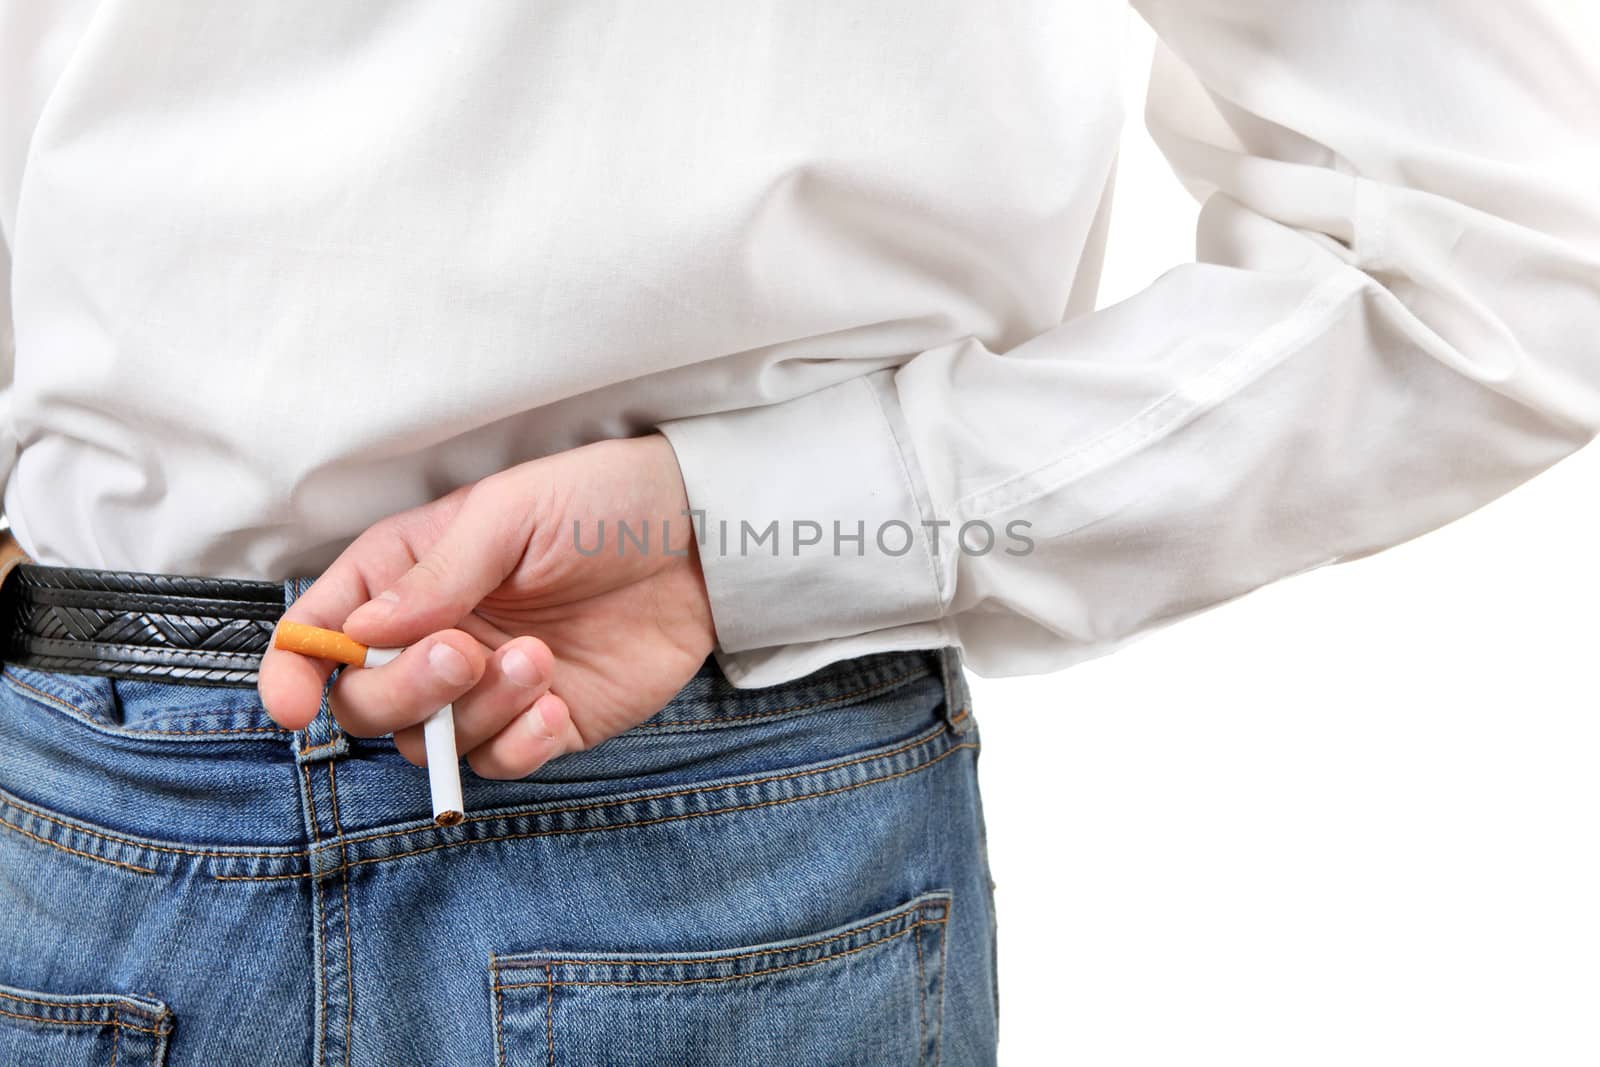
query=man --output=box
[0,2,1595,1063]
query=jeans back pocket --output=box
[0,981,174,1065]
[490,890,951,1066]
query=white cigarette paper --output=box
[364,645,465,826]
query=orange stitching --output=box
[332,722,952,848]
[0,816,155,875]
[328,762,354,1067]
[915,914,926,1060]
[935,894,952,1067]
[306,763,328,1067]
[2,673,101,717]
[0,990,161,1014]
[545,962,554,1067]
[0,1005,165,1033]
[634,668,926,728]
[214,741,977,882]
[497,900,943,970]
[211,721,955,878]
[301,737,344,756]
[494,918,946,991]
[492,956,506,1067]
[1,672,288,734]
[0,793,312,859]
[948,707,970,726]
[110,1009,119,1067]
[116,724,286,736]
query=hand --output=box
[256,433,715,779]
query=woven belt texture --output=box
[0,556,283,689]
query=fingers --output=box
[391,635,556,763]
[341,476,528,650]
[326,628,488,737]
[257,524,418,731]
[466,689,583,781]
[392,631,585,780]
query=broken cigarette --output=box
[273,620,465,827]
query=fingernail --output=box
[523,698,555,740]
[428,642,472,686]
[502,647,540,688]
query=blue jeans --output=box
[0,577,999,1065]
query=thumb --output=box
[342,483,524,645]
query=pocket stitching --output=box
[0,1005,167,1035]
[496,896,949,974]
[489,957,553,1067]
[0,985,174,1033]
[915,911,926,1059]
[491,891,950,1065]
[934,892,953,1067]
[493,891,952,987]
[499,916,947,990]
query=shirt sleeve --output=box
[656,0,1600,681]
[0,232,15,528]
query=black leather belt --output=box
[0,544,282,689]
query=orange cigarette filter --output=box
[273,621,370,667]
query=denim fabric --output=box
[0,576,999,1065]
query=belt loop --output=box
[284,576,351,764]
[938,645,973,735]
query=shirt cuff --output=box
[655,370,947,654]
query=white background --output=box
[974,13,1600,1066]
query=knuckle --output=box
[326,684,378,737]
[410,552,454,589]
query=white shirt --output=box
[2,2,1597,688]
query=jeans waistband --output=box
[0,575,959,741]
[0,575,970,852]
